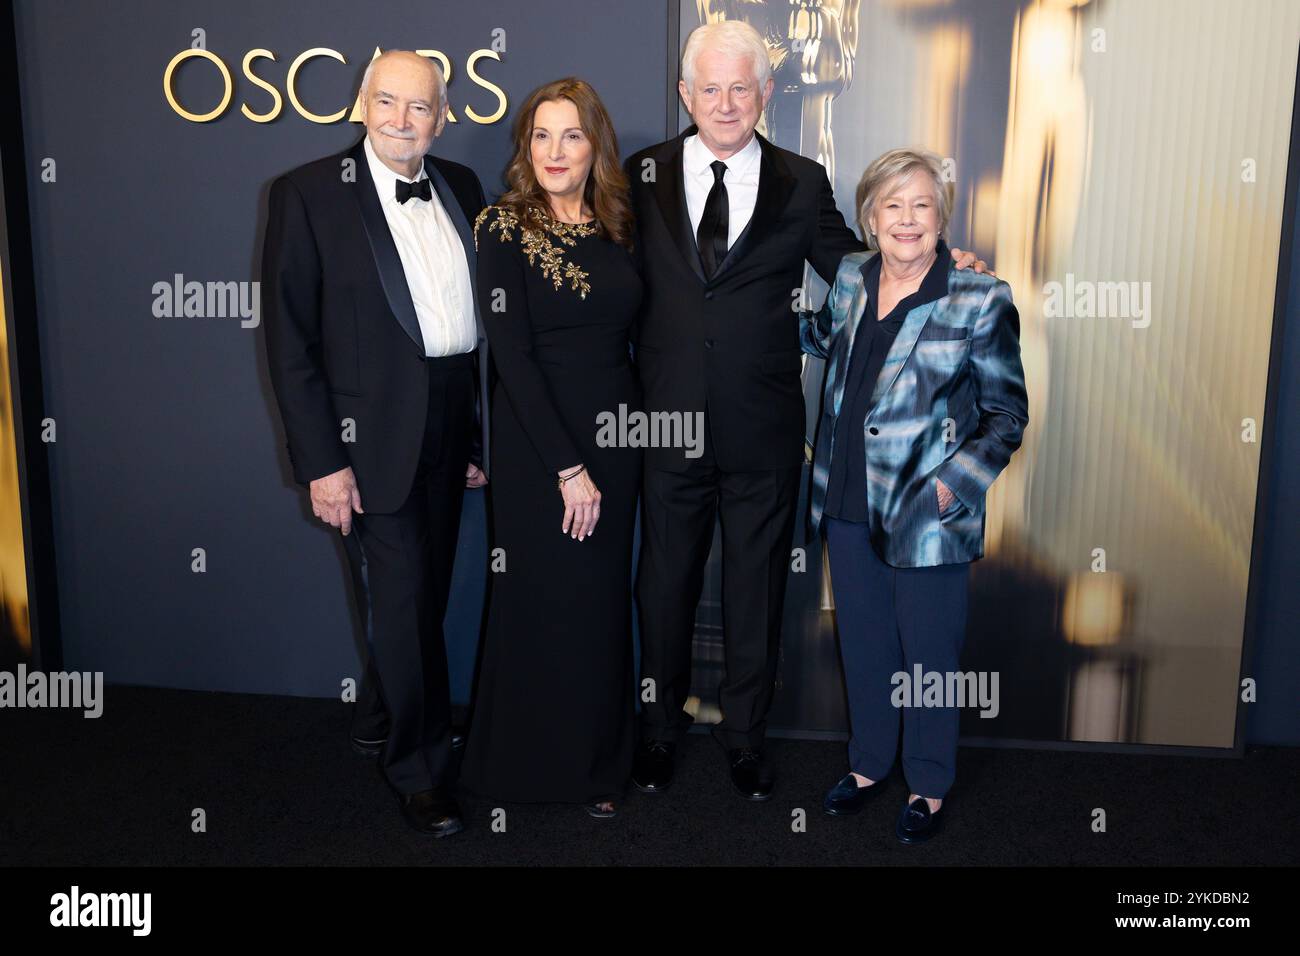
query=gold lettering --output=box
[418,50,457,123]
[287,48,347,124]
[347,47,383,123]
[163,49,232,123]
[465,49,506,124]
[240,49,282,122]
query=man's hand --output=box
[310,466,363,536]
[950,246,995,277]
[466,463,488,489]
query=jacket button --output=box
[868,426,879,436]
[704,339,714,349]
[704,291,714,300]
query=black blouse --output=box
[823,240,949,522]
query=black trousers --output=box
[343,352,474,796]
[636,411,802,750]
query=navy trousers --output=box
[825,516,970,798]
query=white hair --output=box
[359,50,447,111]
[681,21,772,93]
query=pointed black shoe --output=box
[399,788,465,838]
[632,740,675,792]
[727,748,774,801]
[895,796,944,845]
[822,773,882,816]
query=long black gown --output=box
[461,204,643,804]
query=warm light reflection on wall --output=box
[1062,572,1126,646]
[0,263,32,656]
[985,0,1090,556]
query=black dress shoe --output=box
[632,740,675,793]
[727,748,774,801]
[583,800,618,819]
[822,772,882,816]
[399,789,464,838]
[895,796,944,845]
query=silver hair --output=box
[856,148,953,252]
[359,50,447,112]
[681,20,772,93]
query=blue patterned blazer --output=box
[800,251,1029,567]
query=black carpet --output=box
[2,686,1296,866]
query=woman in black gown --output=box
[460,78,642,817]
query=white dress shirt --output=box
[363,136,476,357]
[682,131,762,252]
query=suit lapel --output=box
[712,132,795,279]
[650,128,706,283]
[831,278,869,418]
[866,299,940,415]
[350,138,424,352]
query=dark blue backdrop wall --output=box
[13,0,666,706]
[12,0,1298,744]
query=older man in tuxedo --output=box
[262,50,489,837]
[626,21,985,799]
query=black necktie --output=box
[396,178,432,204]
[697,160,729,278]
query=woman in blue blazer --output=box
[800,147,1028,844]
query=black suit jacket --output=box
[624,126,864,472]
[262,137,491,514]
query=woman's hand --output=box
[936,477,957,515]
[559,466,601,541]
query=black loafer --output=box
[727,748,774,801]
[399,788,464,838]
[632,740,675,793]
[895,796,944,845]
[584,801,618,819]
[822,773,882,816]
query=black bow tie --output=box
[396,178,432,204]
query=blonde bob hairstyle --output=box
[855,148,953,252]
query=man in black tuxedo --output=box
[626,22,983,799]
[262,51,489,836]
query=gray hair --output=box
[359,50,447,112]
[856,147,953,251]
[681,21,772,93]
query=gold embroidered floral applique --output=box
[473,205,596,299]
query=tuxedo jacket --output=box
[262,137,491,514]
[801,252,1029,567]
[624,126,863,472]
